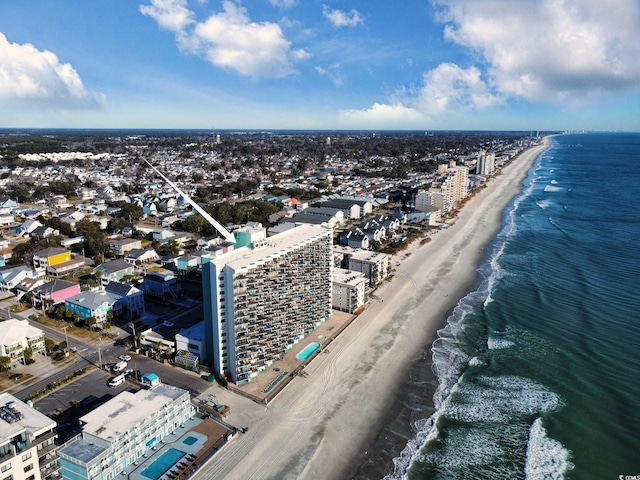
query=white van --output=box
[108,375,125,387]
[112,361,127,372]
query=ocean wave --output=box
[544,185,563,192]
[525,418,574,479]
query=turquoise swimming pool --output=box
[296,342,320,361]
[141,448,185,480]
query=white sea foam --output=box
[487,337,515,349]
[385,147,556,480]
[536,200,553,209]
[550,179,558,184]
[525,418,574,479]
[544,185,563,192]
[468,356,484,367]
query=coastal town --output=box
[0,130,543,480]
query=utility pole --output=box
[62,326,70,356]
[97,337,102,368]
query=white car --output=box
[118,354,131,361]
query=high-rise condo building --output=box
[202,224,333,384]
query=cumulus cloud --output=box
[338,62,503,127]
[339,103,424,128]
[322,5,364,28]
[413,63,503,114]
[432,0,640,102]
[0,32,101,107]
[140,0,308,78]
[139,0,194,33]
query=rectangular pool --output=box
[141,448,186,480]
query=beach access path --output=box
[193,138,551,480]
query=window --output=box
[1,464,10,473]
[26,475,34,480]
[3,475,13,480]
[21,453,31,462]
[23,465,33,473]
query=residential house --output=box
[338,228,370,249]
[31,279,81,308]
[77,187,97,200]
[0,266,37,293]
[93,259,136,285]
[14,277,47,301]
[29,225,60,240]
[176,254,198,273]
[196,235,222,250]
[104,281,145,320]
[0,213,14,227]
[125,247,159,266]
[15,219,42,237]
[65,291,119,323]
[109,238,142,257]
[0,319,46,367]
[0,196,18,214]
[46,256,86,277]
[139,270,180,300]
[32,247,71,272]
[0,238,12,267]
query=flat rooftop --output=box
[79,384,186,441]
[212,223,332,271]
[0,392,55,441]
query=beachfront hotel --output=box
[202,223,333,384]
[0,393,58,480]
[57,384,194,480]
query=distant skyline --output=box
[1,0,639,131]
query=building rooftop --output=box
[78,384,186,442]
[0,392,55,441]
[211,223,332,272]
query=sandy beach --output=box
[194,138,551,480]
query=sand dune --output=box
[194,138,550,480]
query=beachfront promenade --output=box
[192,139,551,480]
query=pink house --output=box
[31,279,81,306]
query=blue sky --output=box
[1,0,639,131]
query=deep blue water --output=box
[386,133,640,479]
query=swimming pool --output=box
[296,342,320,361]
[182,436,197,446]
[141,448,186,480]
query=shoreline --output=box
[194,138,551,480]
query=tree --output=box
[44,338,56,354]
[0,356,11,370]
[85,317,97,331]
[23,347,33,364]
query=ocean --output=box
[382,133,640,480]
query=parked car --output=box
[112,361,127,372]
[118,354,131,361]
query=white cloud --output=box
[339,103,424,128]
[315,64,345,87]
[140,0,307,78]
[432,0,640,102]
[0,32,101,107]
[139,0,194,33]
[322,5,364,28]
[413,63,503,114]
[269,0,298,7]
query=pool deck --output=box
[127,416,234,480]
[223,309,354,403]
